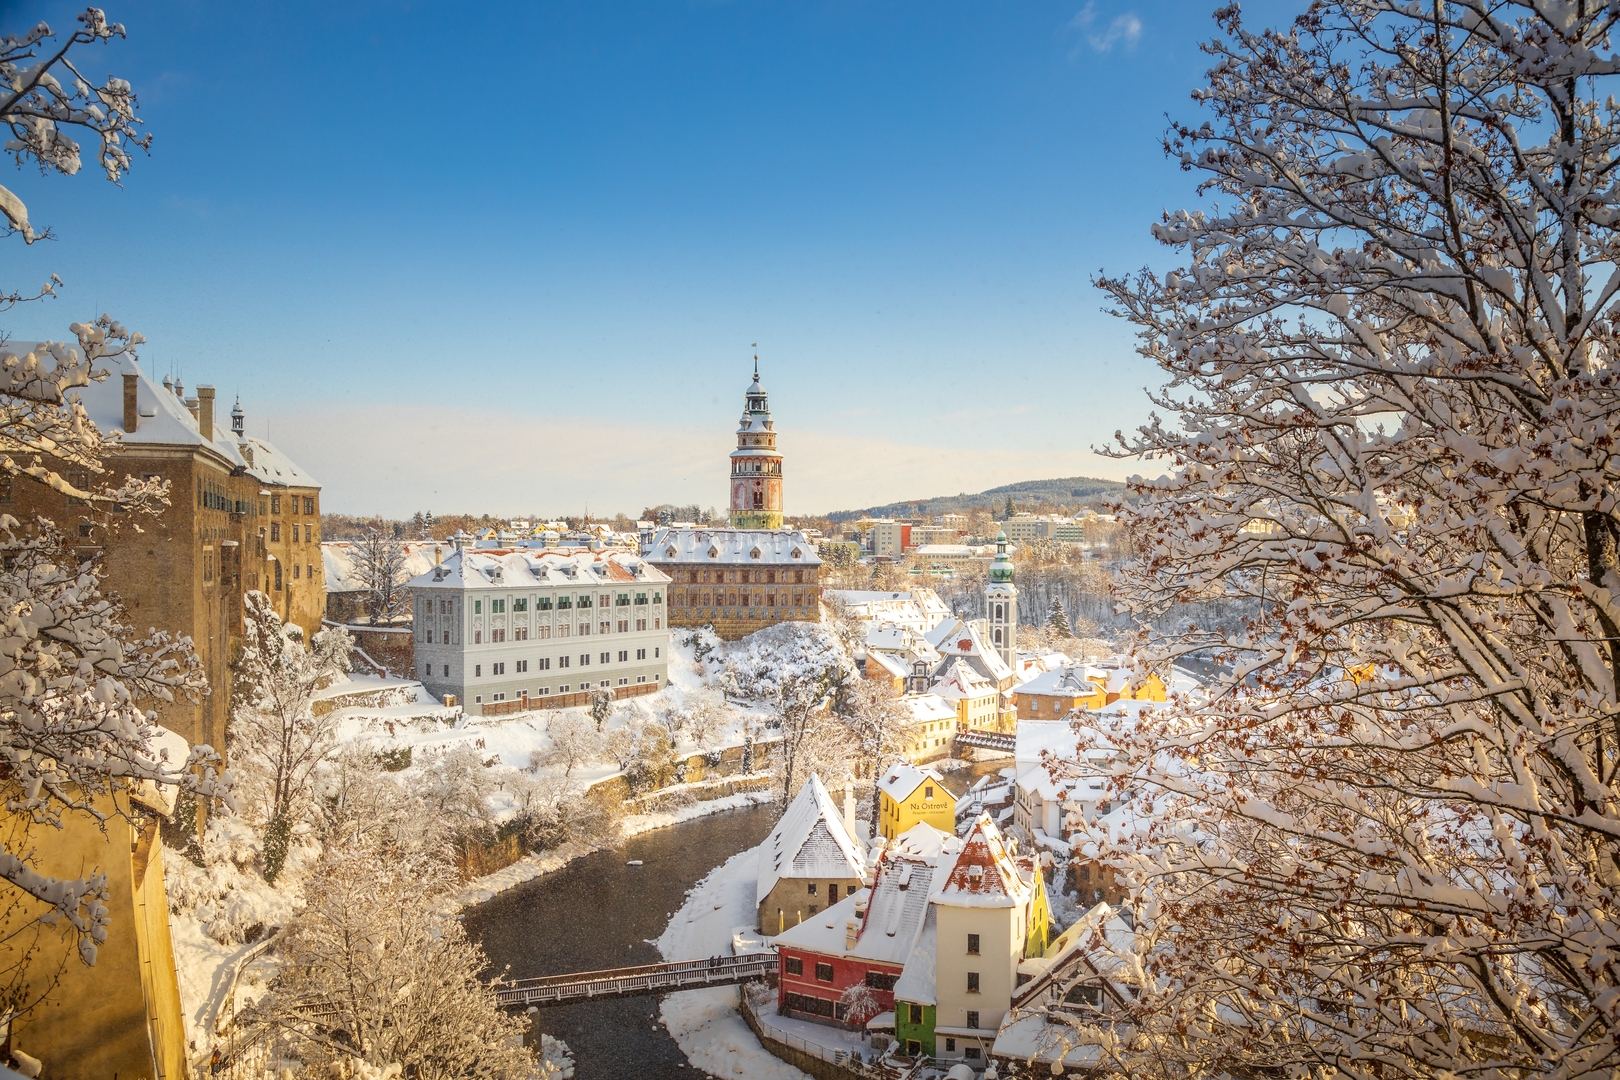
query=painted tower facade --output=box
[729,366,784,529]
[987,531,1018,670]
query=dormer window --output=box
[708,547,719,558]
[750,547,762,560]
[666,547,677,557]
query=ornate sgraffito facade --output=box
[729,366,783,529]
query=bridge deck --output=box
[497,953,777,1007]
[954,729,1016,753]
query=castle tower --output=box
[987,530,1017,670]
[729,363,783,529]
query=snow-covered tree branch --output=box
[1068,3,1620,1076]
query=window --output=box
[580,654,590,666]
[599,652,609,664]
[474,600,482,614]
[966,1010,979,1030]
[539,657,551,670]
[636,648,646,660]
[270,522,281,542]
[441,600,452,614]
[474,630,482,644]
[925,785,934,799]
[293,563,301,579]
[559,656,570,668]
[967,972,980,993]
[967,934,980,955]
[616,677,627,686]
[908,1004,923,1024]
[474,696,482,703]
[785,956,803,976]
[655,647,660,658]
[442,631,449,644]
[616,593,630,606]
[304,497,315,514]
[538,596,553,610]
[514,598,528,612]
[271,495,282,514]
[274,561,282,590]
[617,650,628,662]
[442,665,449,676]
[945,1039,956,1053]
[616,620,628,633]
[579,595,592,608]
[828,884,838,902]
[493,662,505,675]
[492,693,505,702]
[304,524,312,542]
[558,684,570,693]
[906,1041,920,1057]
[475,665,482,677]
[492,598,506,614]
[814,963,834,983]
[807,883,817,895]
[515,627,528,640]
[492,629,505,642]
[558,596,572,610]
[516,660,528,672]
[537,687,549,696]
[865,971,898,991]
[308,563,314,580]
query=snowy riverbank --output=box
[452,790,776,909]
[655,841,811,1080]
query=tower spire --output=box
[729,362,783,529]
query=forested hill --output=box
[826,476,1126,522]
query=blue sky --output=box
[2,0,1301,518]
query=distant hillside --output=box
[826,476,1127,522]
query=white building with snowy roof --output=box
[758,774,868,934]
[409,547,670,715]
[648,525,824,640]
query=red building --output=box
[773,826,961,1028]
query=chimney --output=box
[845,917,860,951]
[122,372,138,434]
[843,776,859,842]
[197,385,216,440]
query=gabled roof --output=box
[932,656,995,701]
[877,762,947,803]
[927,618,1015,686]
[758,774,865,904]
[865,650,908,680]
[237,433,319,488]
[932,814,1030,910]
[902,693,957,725]
[323,541,453,594]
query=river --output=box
[463,803,777,1079]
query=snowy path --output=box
[656,843,810,1080]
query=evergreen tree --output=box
[1003,495,1015,518]
[1045,597,1071,638]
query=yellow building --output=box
[8,729,190,1080]
[1013,662,1166,721]
[877,762,955,841]
[932,657,1003,732]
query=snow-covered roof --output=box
[758,774,866,904]
[647,527,823,567]
[878,762,947,803]
[892,906,938,1004]
[1014,721,1083,766]
[324,541,454,594]
[928,618,1015,686]
[932,814,1030,910]
[902,693,957,725]
[865,650,908,680]
[1015,664,1105,699]
[405,548,670,591]
[237,433,319,488]
[932,657,995,702]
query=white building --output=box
[410,547,671,715]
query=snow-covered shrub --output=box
[163,816,309,944]
[721,622,851,703]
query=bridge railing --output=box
[497,954,778,1007]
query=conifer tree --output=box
[1044,596,1071,638]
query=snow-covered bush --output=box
[249,844,534,1079]
[163,816,309,944]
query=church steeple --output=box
[729,360,783,529]
[986,531,1017,669]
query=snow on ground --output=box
[452,791,774,910]
[657,843,810,1080]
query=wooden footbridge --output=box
[954,728,1016,755]
[496,953,777,1008]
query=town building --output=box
[323,539,452,623]
[994,514,1084,544]
[774,823,961,1028]
[828,589,951,633]
[409,546,671,716]
[7,728,192,1080]
[730,366,783,529]
[647,366,824,639]
[757,774,868,934]
[3,345,323,755]
[932,657,1001,732]
[894,815,1050,1063]
[1012,660,1167,720]
[872,520,912,558]
[877,762,955,841]
[899,692,960,762]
